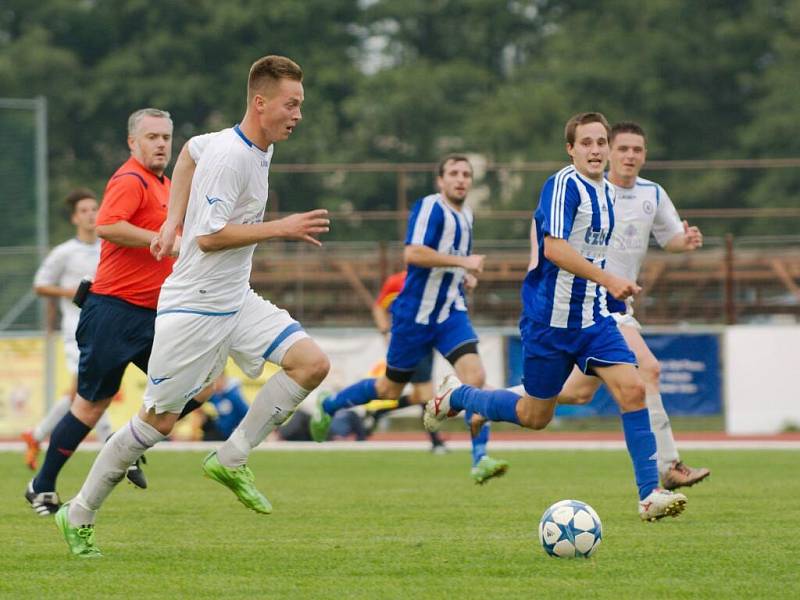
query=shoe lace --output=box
[77,526,97,547]
[674,461,691,475]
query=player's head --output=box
[65,188,98,233]
[436,154,473,205]
[247,55,304,145]
[609,121,647,182]
[127,108,173,176]
[564,112,610,182]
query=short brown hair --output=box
[248,55,303,100]
[437,154,472,177]
[64,188,97,215]
[611,121,647,144]
[564,112,611,146]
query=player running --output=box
[425,113,688,521]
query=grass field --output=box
[2,449,798,600]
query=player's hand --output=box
[682,220,703,250]
[277,209,330,246]
[152,221,179,260]
[462,254,485,273]
[170,234,182,257]
[604,274,641,301]
[464,273,478,290]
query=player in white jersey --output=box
[56,56,332,557]
[22,189,112,473]
[556,121,710,490]
[425,113,688,521]
[308,155,509,485]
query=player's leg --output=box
[617,321,710,489]
[408,354,447,452]
[556,365,602,405]
[310,317,429,441]
[23,393,71,471]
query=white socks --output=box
[69,414,165,526]
[646,392,680,473]
[217,370,310,468]
[33,396,71,441]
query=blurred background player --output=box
[24,108,195,516]
[556,121,710,490]
[23,189,109,474]
[425,113,688,521]
[310,155,508,484]
[193,373,249,441]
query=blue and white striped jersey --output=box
[523,165,616,329]
[392,193,473,325]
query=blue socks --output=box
[450,386,520,425]
[322,378,378,416]
[621,408,659,500]
[33,411,91,493]
[465,410,491,467]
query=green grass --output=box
[2,449,798,599]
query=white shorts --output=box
[611,312,642,331]
[143,289,308,413]
[64,339,79,375]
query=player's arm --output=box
[196,210,330,252]
[371,303,391,336]
[544,236,640,300]
[153,142,195,260]
[34,283,75,299]
[96,220,156,247]
[33,248,73,299]
[664,220,703,252]
[403,245,485,272]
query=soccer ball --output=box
[538,499,602,558]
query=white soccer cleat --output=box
[638,488,687,522]
[423,374,462,433]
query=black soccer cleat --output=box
[125,455,148,489]
[25,480,62,516]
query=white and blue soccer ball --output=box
[538,499,602,558]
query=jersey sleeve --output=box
[652,186,684,247]
[187,132,220,163]
[192,162,246,237]
[33,244,68,287]
[537,175,581,239]
[405,198,444,248]
[97,173,145,226]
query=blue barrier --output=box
[505,333,721,417]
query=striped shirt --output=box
[523,165,615,328]
[392,193,473,325]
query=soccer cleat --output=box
[423,374,462,433]
[125,455,148,489]
[55,503,102,558]
[25,480,62,516]
[21,430,40,471]
[471,455,509,485]
[309,392,333,443]
[638,488,688,522]
[661,460,710,490]
[431,443,450,455]
[202,451,272,514]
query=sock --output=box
[94,412,114,442]
[217,370,310,468]
[621,408,659,500]
[33,411,91,493]
[646,392,679,473]
[321,378,378,416]
[33,396,71,442]
[449,385,520,425]
[177,398,203,421]
[69,414,165,526]
[464,410,491,467]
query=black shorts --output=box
[76,293,156,401]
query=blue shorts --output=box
[76,293,156,401]
[386,310,477,379]
[409,351,434,384]
[520,315,636,399]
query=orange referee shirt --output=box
[92,157,174,309]
[375,271,407,309]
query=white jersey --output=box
[606,176,683,282]
[33,238,100,341]
[157,125,274,315]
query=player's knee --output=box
[302,353,330,390]
[461,367,486,388]
[639,358,660,387]
[616,378,646,411]
[516,399,552,430]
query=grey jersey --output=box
[605,176,684,283]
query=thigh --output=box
[386,318,434,378]
[558,365,602,405]
[143,312,233,414]
[229,290,309,378]
[576,317,636,375]
[76,295,156,402]
[520,319,575,399]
